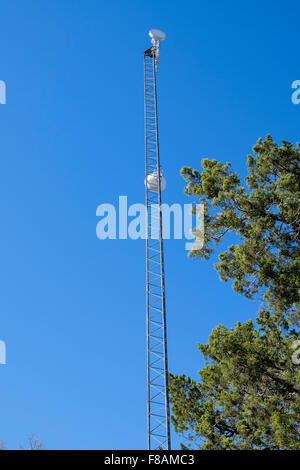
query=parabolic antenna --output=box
[148,29,166,65]
[144,170,166,191]
[149,29,166,42]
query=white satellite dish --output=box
[149,29,166,42]
[145,170,166,192]
[148,29,166,65]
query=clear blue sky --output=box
[0,0,299,450]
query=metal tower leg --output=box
[144,46,171,451]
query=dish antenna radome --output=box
[149,29,166,42]
[145,169,166,192]
[148,29,166,64]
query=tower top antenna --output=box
[148,29,166,64]
[149,29,166,42]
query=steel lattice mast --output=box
[144,29,171,450]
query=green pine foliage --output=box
[169,136,300,449]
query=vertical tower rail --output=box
[144,46,171,450]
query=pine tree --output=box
[169,136,300,449]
